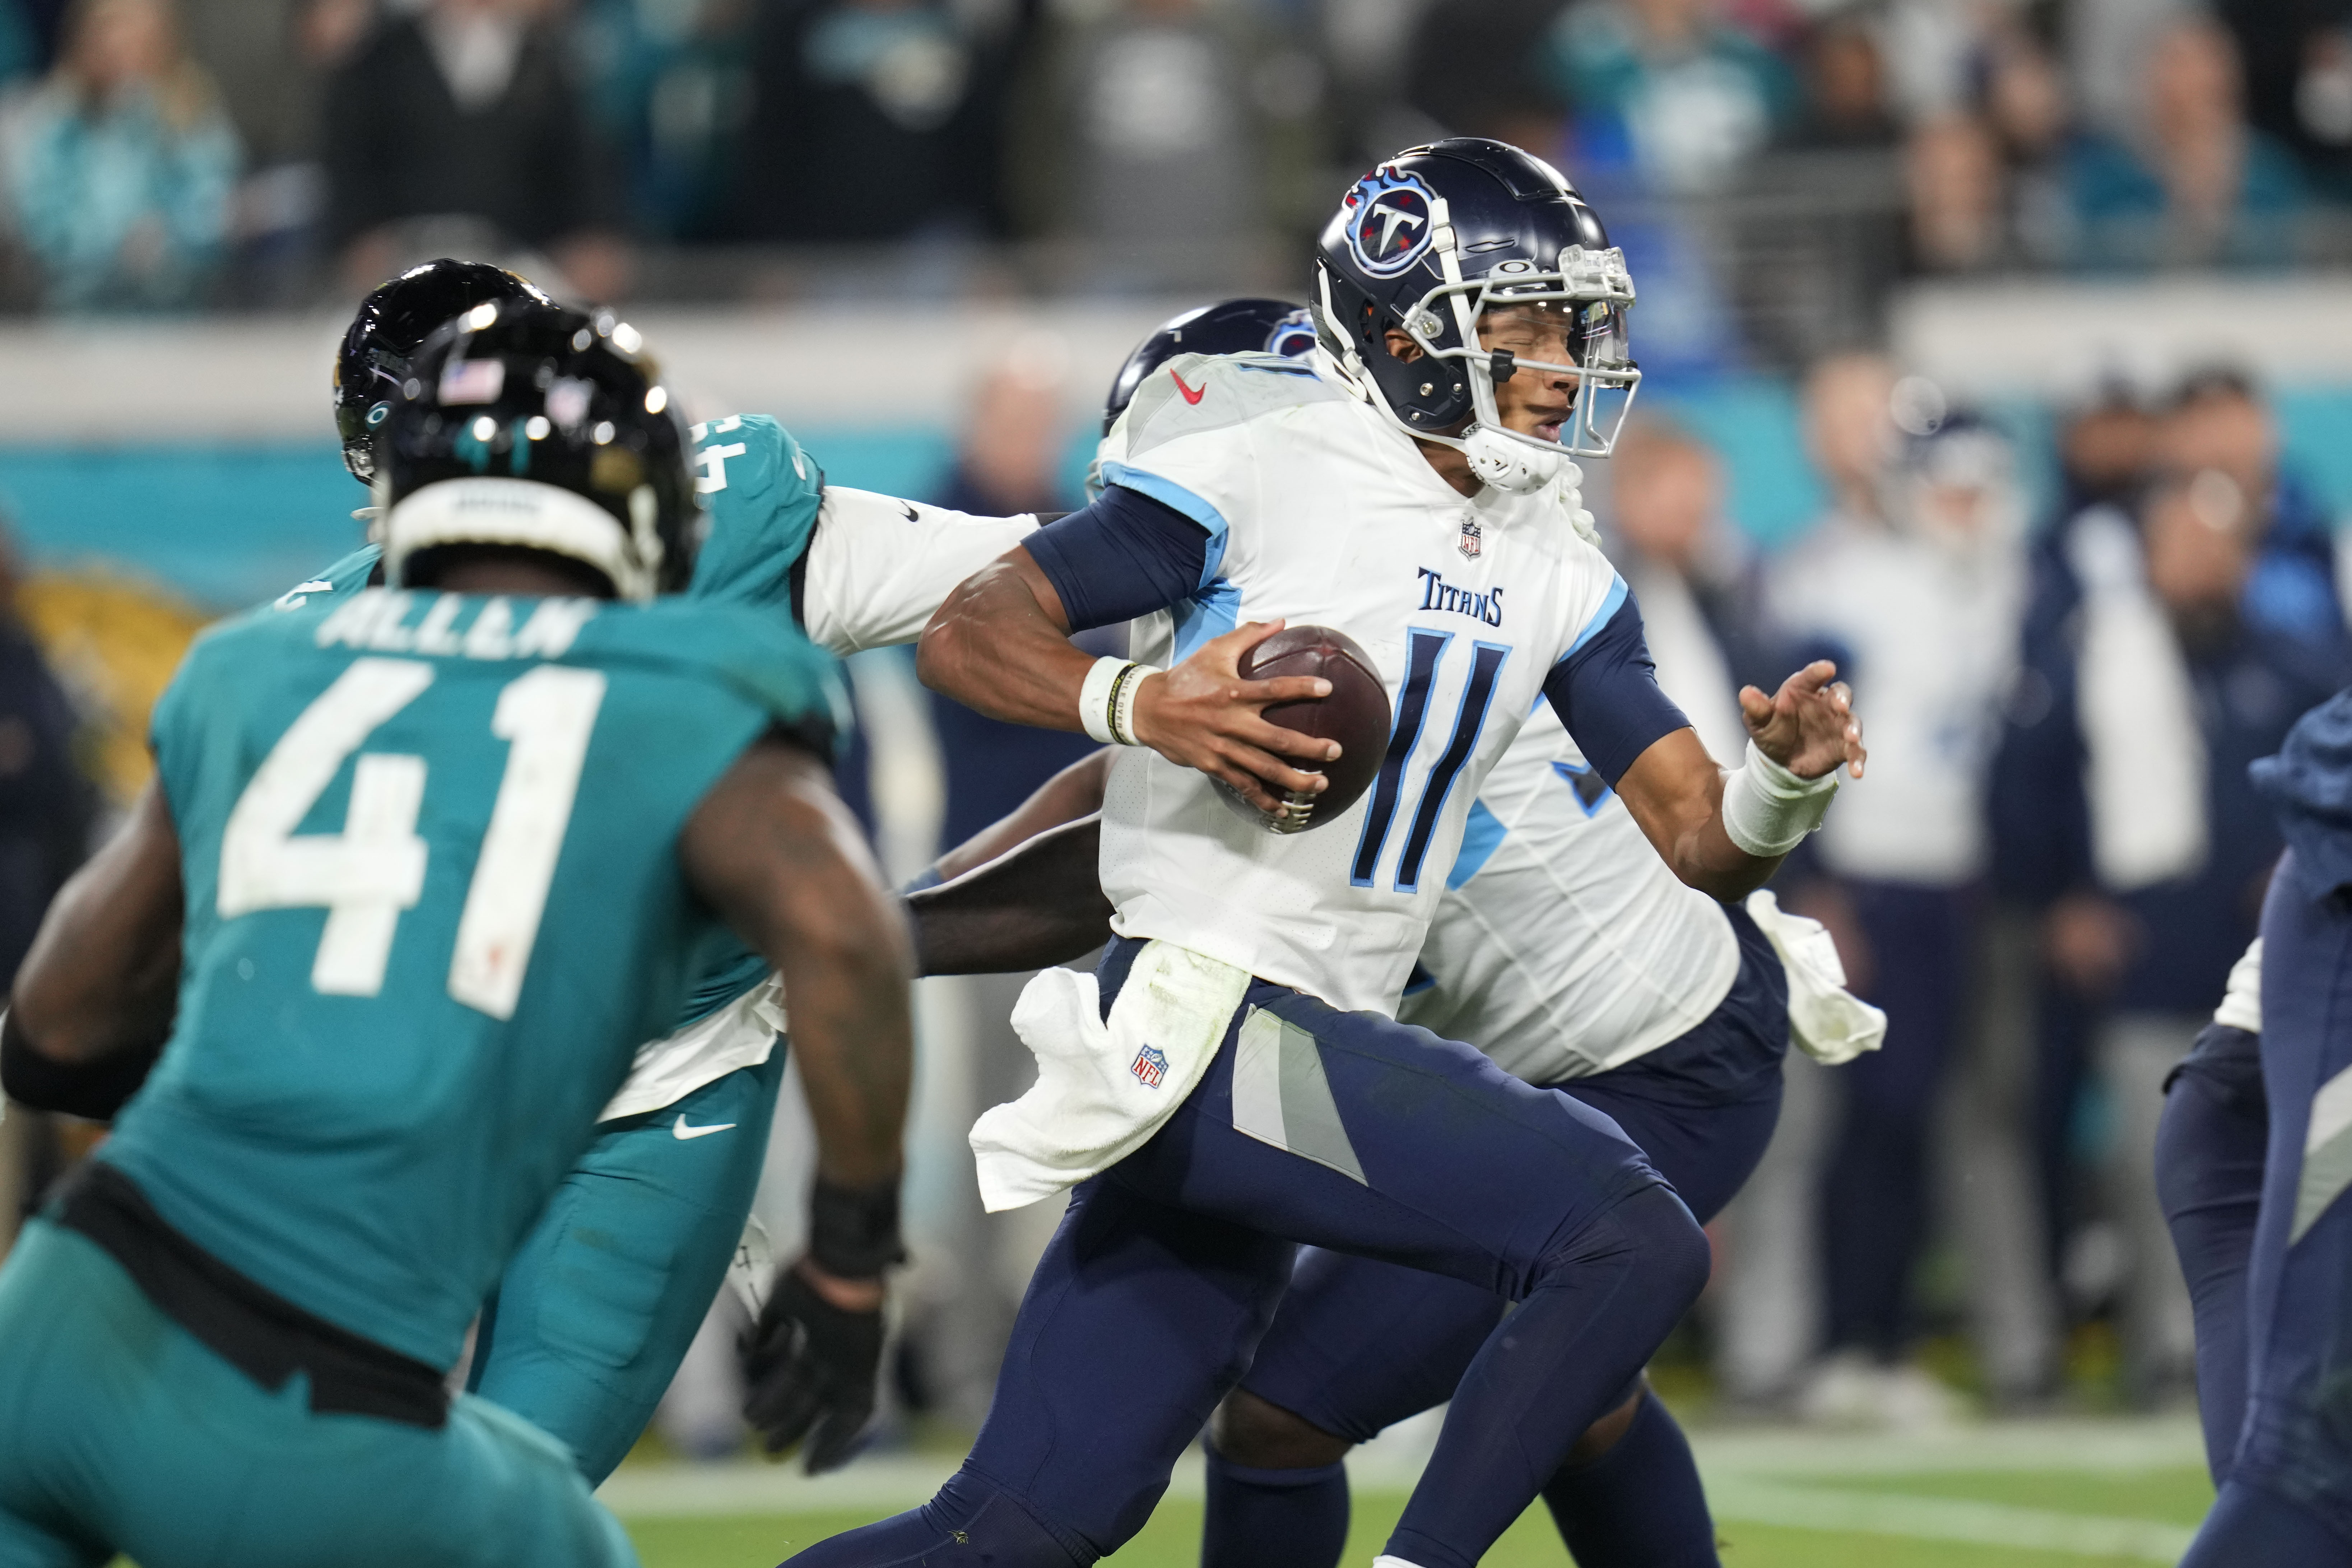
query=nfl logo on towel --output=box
[1130,1044,1168,1089]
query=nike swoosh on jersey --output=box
[1170,369,1205,405]
[672,1115,737,1140]
[897,499,919,521]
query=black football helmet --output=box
[1312,138,1639,487]
[379,302,698,600]
[1101,297,1316,433]
[335,259,552,483]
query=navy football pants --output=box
[2155,1021,2267,1486]
[2183,856,2352,1563]
[1242,904,1787,1445]
[781,940,1710,1568]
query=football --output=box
[1213,624,1391,834]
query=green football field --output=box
[604,1416,2216,1567]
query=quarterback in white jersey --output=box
[791,139,1866,1568]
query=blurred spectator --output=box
[2215,0,2352,200]
[731,0,1010,246]
[0,0,238,311]
[0,0,35,89]
[571,0,754,240]
[1906,112,2004,271]
[1992,364,2350,1398]
[1402,0,1570,152]
[1765,355,2027,1425]
[1551,0,1798,196]
[322,0,628,301]
[1602,414,1776,762]
[925,335,1097,850]
[1006,0,1319,287]
[2064,14,2305,269]
[1783,10,1899,152]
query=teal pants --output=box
[0,1220,637,1568]
[469,1046,786,1481]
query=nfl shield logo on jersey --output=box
[1130,1044,1168,1089]
[1459,516,1483,559]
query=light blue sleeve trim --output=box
[1100,460,1231,589]
[1171,580,1242,664]
[1445,798,1510,890]
[1554,572,1630,667]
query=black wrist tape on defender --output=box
[807,1176,906,1279]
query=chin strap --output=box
[1462,426,1565,493]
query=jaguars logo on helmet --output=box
[334,259,553,484]
[379,302,699,601]
[1312,138,1641,485]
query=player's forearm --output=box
[686,746,912,1188]
[916,557,1099,732]
[930,750,1112,884]
[1617,733,1786,903]
[11,783,183,1069]
[910,816,1112,975]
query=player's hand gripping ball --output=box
[1214,625,1390,834]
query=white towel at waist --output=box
[1743,889,1887,1065]
[970,940,1252,1213]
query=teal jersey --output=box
[103,588,845,1368]
[279,417,824,1030]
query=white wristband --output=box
[1077,657,1159,746]
[1721,740,1839,859]
[1078,657,1131,744]
[1112,663,1159,746]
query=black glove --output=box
[740,1264,884,1473]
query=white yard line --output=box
[1706,1478,2195,1562]
[600,1412,2211,1567]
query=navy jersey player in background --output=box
[785,139,1865,1568]
[0,303,915,1568]
[273,258,1038,1482]
[2170,688,2352,1566]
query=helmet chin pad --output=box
[1460,425,1565,493]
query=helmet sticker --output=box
[1342,167,1438,277]
[1265,307,1317,358]
[439,357,506,406]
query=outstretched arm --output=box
[917,488,1343,813]
[1613,661,1866,902]
[928,748,1111,885]
[681,736,913,1472]
[4,783,183,1118]
[910,817,1111,975]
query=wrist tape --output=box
[807,1176,906,1279]
[1721,740,1839,859]
[1077,656,1159,746]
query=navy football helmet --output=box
[379,302,698,600]
[1312,138,1639,487]
[1101,297,1316,433]
[335,259,552,483]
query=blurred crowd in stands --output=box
[0,0,2344,327]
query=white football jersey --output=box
[1402,699,1741,1081]
[1101,352,1631,1014]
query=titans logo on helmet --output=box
[1265,307,1318,358]
[1343,168,1438,278]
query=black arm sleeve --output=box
[1023,486,1213,633]
[1541,592,1693,785]
[1,1010,163,1122]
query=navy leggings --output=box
[1244,903,1788,1442]
[780,941,1711,1568]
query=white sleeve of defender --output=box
[799,488,1039,656]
